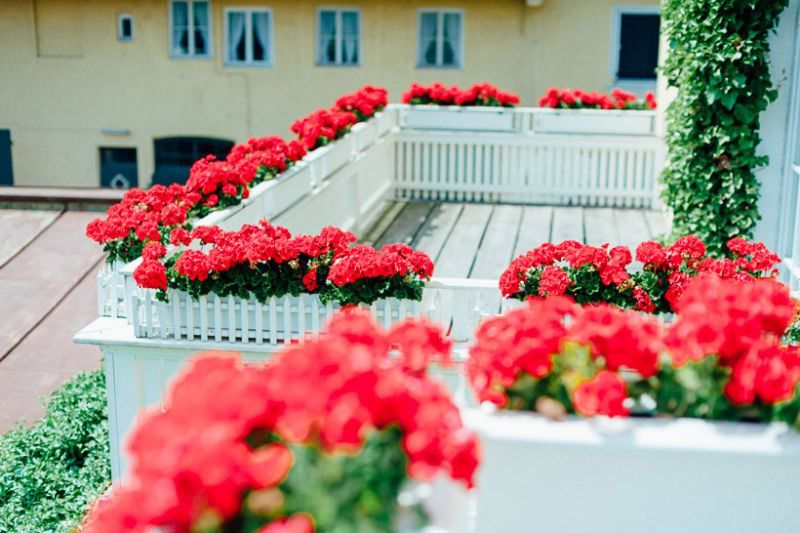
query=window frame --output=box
[168,0,213,59]
[415,8,464,69]
[117,13,135,41]
[609,4,661,83]
[223,6,275,67]
[316,7,362,67]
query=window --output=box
[170,1,211,58]
[612,6,660,81]
[317,9,360,66]
[153,137,233,185]
[118,14,134,41]
[225,8,273,66]
[417,10,462,68]
[99,148,138,189]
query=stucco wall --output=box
[0,0,658,188]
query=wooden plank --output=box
[412,203,463,260]
[360,201,405,245]
[613,209,652,251]
[0,209,61,268]
[514,206,553,257]
[375,202,435,248]
[435,204,494,278]
[583,208,620,247]
[471,205,523,280]
[551,207,584,243]
[644,209,671,240]
[0,211,104,360]
[471,205,523,314]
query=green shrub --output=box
[661,0,789,254]
[0,369,110,533]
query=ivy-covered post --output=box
[661,0,789,255]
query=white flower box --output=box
[531,108,656,136]
[260,163,312,218]
[458,408,800,533]
[375,109,396,138]
[304,136,354,185]
[130,290,424,343]
[350,120,378,153]
[401,106,516,133]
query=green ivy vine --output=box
[661,0,789,254]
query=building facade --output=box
[0,0,660,189]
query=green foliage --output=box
[281,427,415,533]
[0,369,111,533]
[319,275,426,307]
[661,0,789,254]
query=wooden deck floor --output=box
[362,201,670,281]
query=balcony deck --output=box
[362,201,670,280]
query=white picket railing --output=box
[393,131,662,207]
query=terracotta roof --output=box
[0,208,102,432]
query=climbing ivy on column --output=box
[661,0,789,255]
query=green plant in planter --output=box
[661,0,789,254]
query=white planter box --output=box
[375,109,395,137]
[350,120,378,153]
[401,106,516,132]
[305,136,354,185]
[459,409,800,533]
[531,108,656,135]
[261,163,312,218]
[131,290,424,344]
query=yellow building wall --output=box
[0,0,659,188]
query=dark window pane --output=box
[121,18,132,39]
[618,14,660,79]
[154,137,234,185]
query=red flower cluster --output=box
[637,235,781,309]
[402,82,520,107]
[501,235,781,314]
[88,86,389,264]
[327,243,434,287]
[334,85,388,122]
[467,297,662,417]
[291,109,358,150]
[471,275,800,422]
[226,135,307,186]
[538,87,657,110]
[83,310,478,531]
[666,276,800,407]
[499,240,635,307]
[86,134,306,263]
[134,219,434,307]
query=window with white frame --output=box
[417,10,462,68]
[225,8,273,66]
[317,9,360,66]
[170,0,211,58]
[117,14,134,41]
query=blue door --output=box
[0,129,12,185]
